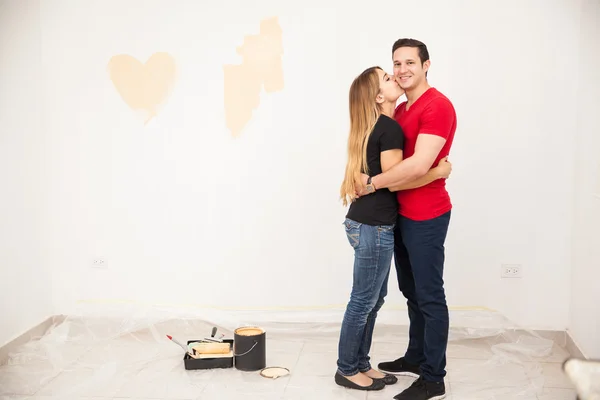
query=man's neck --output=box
[405,81,431,108]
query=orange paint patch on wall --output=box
[224,17,284,138]
[108,52,176,124]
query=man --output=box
[358,38,457,400]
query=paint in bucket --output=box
[233,326,266,371]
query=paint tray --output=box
[183,339,234,370]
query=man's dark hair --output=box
[392,38,430,65]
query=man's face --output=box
[392,46,430,91]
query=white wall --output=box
[0,0,53,346]
[569,0,600,359]
[0,0,590,340]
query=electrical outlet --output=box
[501,264,522,278]
[92,258,107,269]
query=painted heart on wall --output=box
[107,52,176,124]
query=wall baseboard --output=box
[0,315,66,366]
[566,329,587,359]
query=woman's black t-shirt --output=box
[346,114,405,226]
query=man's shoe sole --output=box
[377,368,420,378]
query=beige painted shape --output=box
[224,17,284,138]
[107,52,176,124]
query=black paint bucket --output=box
[233,326,266,371]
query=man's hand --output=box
[354,173,370,197]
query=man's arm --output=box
[389,157,451,191]
[372,134,446,189]
[370,98,455,190]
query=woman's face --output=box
[376,68,404,103]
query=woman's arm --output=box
[388,157,452,192]
[380,149,404,172]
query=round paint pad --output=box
[260,366,290,379]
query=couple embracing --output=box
[336,38,457,400]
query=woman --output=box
[336,66,451,391]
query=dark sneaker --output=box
[393,376,446,400]
[377,357,421,377]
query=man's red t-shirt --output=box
[394,87,457,221]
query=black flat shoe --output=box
[374,373,398,385]
[334,372,385,391]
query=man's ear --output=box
[423,59,431,74]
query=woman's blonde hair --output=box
[340,66,383,206]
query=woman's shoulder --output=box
[374,114,403,135]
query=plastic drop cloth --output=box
[0,303,581,399]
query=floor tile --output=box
[447,358,533,387]
[449,382,538,400]
[528,362,575,389]
[536,387,578,400]
[285,375,367,399]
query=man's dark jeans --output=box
[394,211,451,382]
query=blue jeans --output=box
[395,211,451,382]
[337,218,395,376]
